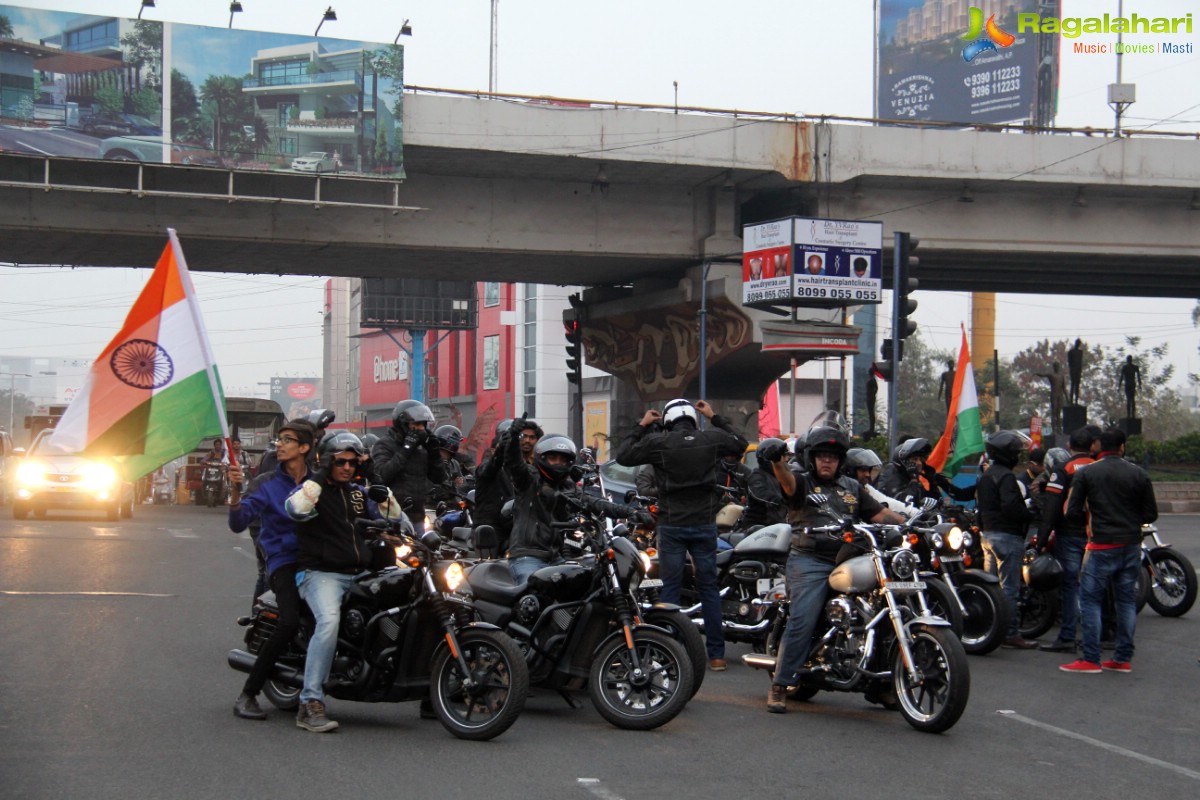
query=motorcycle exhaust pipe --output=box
[226,649,304,688]
[723,619,773,634]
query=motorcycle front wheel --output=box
[892,624,970,734]
[954,574,1009,655]
[641,608,706,699]
[588,628,693,730]
[1019,585,1059,639]
[909,578,964,639]
[430,629,529,741]
[1145,549,1197,617]
[263,680,300,711]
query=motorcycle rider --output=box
[845,447,923,520]
[742,438,787,528]
[763,426,904,712]
[505,426,648,582]
[977,430,1039,649]
[285,432,403,732]
[355,433,381,486]
[226,419,317,721]
[616,398,750,671]
[878,437,974,505]
[256,409,335,476]
[473,419,517,544]
[718,451,751,504]
[430,424,472,505]
[371,400,446,533]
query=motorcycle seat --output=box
[466,560,529,604]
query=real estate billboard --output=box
[0,2,404,176]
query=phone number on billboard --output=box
[795,287,881,301]
[964,65,1022,98]
[746,287,792,303]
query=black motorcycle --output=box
[1135,523,1197,617]
[743,504,971,733]
[227,519,529,741]
[201,463,225,508]
[465,512,696,730]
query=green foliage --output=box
[0,14,14,38]
[120,20,163,89]
[370,45,406,116]
[893,331,956,439]
[374,124,390,164]
[199,74,254,155]
[93,80,124,114]
[129,87,161,121]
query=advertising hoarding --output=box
[876,0,1044,125]
[270,376,322,419]
[358,331,410,407]
[743,217,883,309]
[0,2,404,176]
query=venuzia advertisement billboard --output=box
[0,2,404,176]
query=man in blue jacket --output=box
[227,418,317,721]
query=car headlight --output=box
[16,461,45,487]
[442,562,465,593]
[83,463,118,489]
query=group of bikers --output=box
[224,394,1156,729]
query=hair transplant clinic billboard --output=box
[0,2,404,176]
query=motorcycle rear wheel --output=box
[430,629,528,741]
[588,628,693,730]
[641,608,706,699]
[263,680,300,711]
[892,624,970,733]
[1145,549,1197,617]
[954,574,1009,655]
[1019,585,1059,639]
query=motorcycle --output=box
[465,508,697,730]
[1019,546,1062,639]
[743,503,971,733]
[227,518,529,741]
[1135,523,1197,617]
[152,474,173,505]
[201,463,226,508]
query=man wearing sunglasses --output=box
[285,431,403,733]
[227,418,318,721]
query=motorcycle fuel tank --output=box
[527,563,591,602]
[733,523,791,559]
[828,555,879,594]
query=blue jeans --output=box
[509,555,556,584]
[297,570,355,704]
[1080,545,1140,664]
[982,531,1024,637]
[1053,535,1087,643]
[658,523,724,660]
[773,552,834,687]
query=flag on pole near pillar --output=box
[927,326,985,478]
[48,229,229,479]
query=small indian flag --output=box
[48,230,229,479]
[927,326,985,478]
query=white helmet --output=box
[662,399,699,429]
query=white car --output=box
[291,151,336,172]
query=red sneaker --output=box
[1059,659,1102,674]
[1100,660,1132,673]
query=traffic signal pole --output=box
[888,233,902,455]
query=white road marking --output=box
[15,139,54,155]
[998,710,1200,781]
[91,527,120,536]
[232,546,257,560]
[1,591,175,597]
[577,779,625,800]
[167,528,198,538]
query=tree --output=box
[199,74,251,154]
[369,45,405,116]
[0,14,14,38]
[891,331,956,440]
[120,20,163,90]
[93,76,124,114]
[374,124,390,166]
[251,116,272,155]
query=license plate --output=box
[887,580,926,592]
[939,556,962,563]
[757,578,785,595]
[640,578,663,589]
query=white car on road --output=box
[291,151,337,173]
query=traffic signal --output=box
[880,337,903,362]
[564,310,582,386]
[871,361,894,382]
[895,232,920,349]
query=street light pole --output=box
[2,372,33,437]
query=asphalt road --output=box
[0,124,102,159]
[1,504,1198,800]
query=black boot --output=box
[233,692,267,720]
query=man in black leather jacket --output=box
[742,438,787,528]
[1061,427,1157,674]
[878,437,975,505]
[372,400,446,533]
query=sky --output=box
[2,0,1199,396]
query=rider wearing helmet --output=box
[473,418,519,541]
[742,438,787,528]
[877,436,974,505]
[285,431,403,732]
[761,426,904,713]
[429,424,473,505]
[371,400,446,533]
[846,447,923,521]
[976,430,1038,649]
[504,424,647,582]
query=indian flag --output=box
[927,327,985,478]
[48,230,229,479]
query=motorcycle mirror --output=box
[623,489,637,504]
[419,529,442,551]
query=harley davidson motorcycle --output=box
[465,511,697,730]
[743,507,971,733]
[1135,522,1197,617]
[227,519,529,741]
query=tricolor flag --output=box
[927,327,985,477]
[49,230,229,479]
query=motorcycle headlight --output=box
[930,532,944,550]
[394,543,412,561]
[962,532,973,549]
[890,549,919,580]
[639,551,652,575]
[946,526,964,552]
[441,562,465,593]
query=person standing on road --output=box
[286,432,403,732]
[1060,427,1157,674]
[226,418,316,721]
[615,398,749,672]
[977,430,1040,650]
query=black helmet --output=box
[392,399,435,431]
[361,433,380,451]
[985,430,1025,468]
[756,437,787,465]
[845,447,883,483]
[533,434,577,483]
[1024,552,1064,590]
[662,398,699,429]
[804,427,849,473]
[434,424,463,453]
[306,408,336,430]
[319,431,367,465]
[893,437,932,465]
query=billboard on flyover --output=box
[743,217,883,310]
[269,377,323,420]
[876,0,1046,125]
[0,2,404,176]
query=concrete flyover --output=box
[3,89,1199,411]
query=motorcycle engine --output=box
[825,597,855,629]
[516,594,542,627]
[341,607,368,642]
